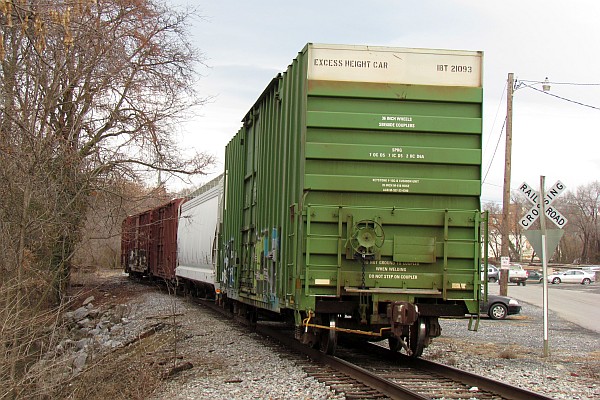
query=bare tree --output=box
[483,201,502,260]
[483,196,528,262]
[485,184,600,265]
[509,196,528,261]
[1,0,214,395]
[562,182,600,263]
[1,0,213,296]
[72,179,173,272]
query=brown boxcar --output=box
[148,198,186,281]
[121,209,152,276]
[120,215,135,273]
[121,198,185,281]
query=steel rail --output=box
[257,324,429,400]
[365,342,556,400]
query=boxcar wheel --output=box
[409,318,427,357]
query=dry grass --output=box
[69,269,151,310]
[57,328,175,400]
[5,269,178,399]
[426,338,521,362]
[52,270,180,399]
[498,347,519,359]
[430,337,534,360]
[561,350,600,380]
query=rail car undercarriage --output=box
[294,296,467,357]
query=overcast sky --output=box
[172,0,600,205]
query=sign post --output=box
[539,177,550,358]
[499,256,510,296]
[518,177,567,357]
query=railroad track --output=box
[257,322,555,400]
[187,293,555,399]
[336,342,556,400]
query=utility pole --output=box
[500,73,514,296]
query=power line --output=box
[519,79,600,87]
[482,181,504,189]
[481,81,508,187]
[483,81,508,158]
[481,76,599,206]
[482,117,507,184]
[518,82,600,111]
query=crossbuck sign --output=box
[518,180,568,229]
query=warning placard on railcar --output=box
[307,44,483,87]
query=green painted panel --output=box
[305,142,480,165]
[442,242,476,259]
[305,160,481,181]
[306,268,337,281]
[445,274,477,289]
[354,275,425,288]
[393,236,436,263]
[308,97,482,118]
[307,80,483,103]
[307,111,481,134]
[306,237,338,255]
[309,206,473,224]
[305,174,481,196]
[381,241,475,259]
[307,237,475,259]
[306,206,477,227]
[306,192,481,212]
[306,129,480,151]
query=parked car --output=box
[547,269,596,285]
[580,265,600,273]
[526,269,543,283]
[481,265,499,283]
[480,294,521,320]
[508,264,528,286]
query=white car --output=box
[481,265,499,283]
[547,269,595,285]
[581,265,600,273]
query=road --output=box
[488,281,600,333]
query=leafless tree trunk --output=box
[483,197,527,262]
[1,0,214,395]
[562,182,600,263]
[483,202,502,261]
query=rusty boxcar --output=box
[122,198,185,281]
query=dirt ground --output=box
[61,270,182,400]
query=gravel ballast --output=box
[70,273,599,399]
[145,291,598,399]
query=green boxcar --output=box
[218,43,486,357]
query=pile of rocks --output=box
[20,286,148,398]
[58,295,131,375]
[23,276,188,399]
